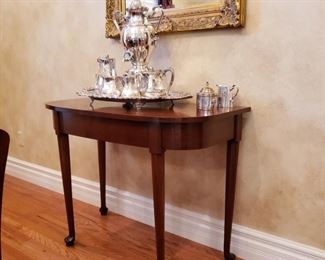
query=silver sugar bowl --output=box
[197,82,217,111]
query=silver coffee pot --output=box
[113,0,164,74]
[95,55,120,97]
[97,55,116,79]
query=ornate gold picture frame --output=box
[106,0,246,38]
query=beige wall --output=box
[0,0,324,249]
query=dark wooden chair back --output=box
[0,130,9,259]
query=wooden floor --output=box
[1,175,225,260]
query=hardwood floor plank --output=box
[1,175,226,259]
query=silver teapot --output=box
[113,0,164,74]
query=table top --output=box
[46,98,251,123]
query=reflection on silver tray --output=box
[76,88,192,102]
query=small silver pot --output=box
[196,82,217,111]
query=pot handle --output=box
[230,85,239,99]
[163,67,174,96]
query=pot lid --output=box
[199,82,217,96]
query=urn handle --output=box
[149,6,164,33]
[112,10,124,33]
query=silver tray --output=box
[77,89,192,108]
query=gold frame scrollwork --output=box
[106,0,246,38]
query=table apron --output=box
[163,117,234,150]
[56,112,148,147]
[55,112,235,150]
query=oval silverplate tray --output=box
[77,89,192,101]
[77,88,192,109]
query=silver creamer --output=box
[217,84,239,108]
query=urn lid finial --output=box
[127,0,148,14]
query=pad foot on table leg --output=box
[99,206,108,215]
[224,252,236,260]
[64,235,75,247]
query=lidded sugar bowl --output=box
[197,82,217,111]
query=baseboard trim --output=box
[6,156,325,260]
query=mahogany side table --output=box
[46,98,251,260]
